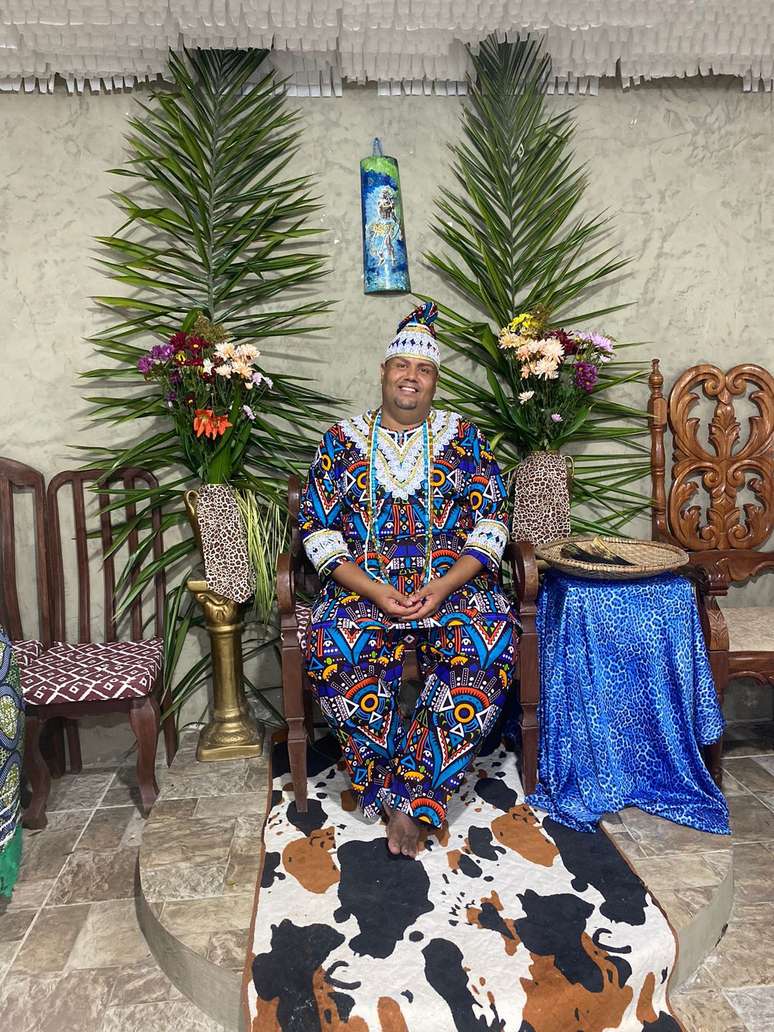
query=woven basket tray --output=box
[536,535,689,581]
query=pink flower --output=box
[550,413,563,422]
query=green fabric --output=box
[0,825,22,897]
[0,627,24,899]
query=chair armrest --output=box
[682,558,729,653]
[686,555,730,597]
[277,553,296,617]
[504,540,540,608]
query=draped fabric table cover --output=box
[526,571,730,835]
[0,626,23,896]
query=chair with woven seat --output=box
[278,474,541,812]
[649,359,774,783]
[22,467,177,828]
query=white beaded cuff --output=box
[463,519,508,567]
[303,529,352,575]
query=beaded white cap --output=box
[383,302,441,369]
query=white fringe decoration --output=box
[1,2,773,95]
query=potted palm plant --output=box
[82,47,336,745]
[425,35,650,542]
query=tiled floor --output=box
[2,716,774,1032]
[671,720,774,1032]
[0,755,228,1032]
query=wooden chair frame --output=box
[649,358,774,783]
[22,467,177,827]
[278,474,540,813]
[0,456,79,776]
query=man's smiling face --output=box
[380,355,438,418]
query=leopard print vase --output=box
[510,450,571,547]
[195,484,256,604]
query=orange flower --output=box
[193,409,232,439]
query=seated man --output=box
[299,303,517,858]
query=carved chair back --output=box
[648,359,774,584]
[0,457,52,645]
[47,468,165,644]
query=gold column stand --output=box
[184,488,263,762]
[186,577,264,761]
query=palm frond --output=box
[82,47,338,711]
[424,35,650,534]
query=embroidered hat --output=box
[383,302,441,369]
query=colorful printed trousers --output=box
[304,607,516,827]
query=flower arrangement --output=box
[137,313,272,484]
[497,306,615,452]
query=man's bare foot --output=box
[386,809,421,858]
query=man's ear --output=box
[380,362,386,383]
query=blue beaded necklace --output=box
[365,408,434,586]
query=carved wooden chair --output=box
[649,360,774,783]
[278,474,540,813]
[0,456,79,776]
[22,468,177,828]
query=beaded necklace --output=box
[364,408,434,586]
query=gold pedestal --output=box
[186,577,264,761]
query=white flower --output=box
[542,336,565,362]
[235,342,260,363]
[202,358,213,374]
[533,356,560,380]
[232,358,253,381]
[215,363,233,378]
[242,404,256,422]
[518,390,535,404]
[215,340,236,361]
[263,375,273,389]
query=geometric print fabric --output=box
[304,611,516,827]
[22,638,163,705]
[10,639,45,669]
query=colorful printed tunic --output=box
[299,409,517,826]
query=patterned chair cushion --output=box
[23,639,164,706]
[719,605,774,654]
[11,639,45,669]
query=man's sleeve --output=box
[298,429,354,578]
[460,426,509,573]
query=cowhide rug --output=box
[244,736,682,1032]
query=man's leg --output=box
[304,620,404,819]
[383,617,516,831]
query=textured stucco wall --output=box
[1,79,773,755]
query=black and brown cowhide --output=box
[244,737,682,1032]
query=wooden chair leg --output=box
[65,719,82,773]
[705,738,723,787]
[159,682,178,767]
[517,617,540,797]
[23,712,52,830]
[303,686,315,742]
[41,718,67,779]
[128,694,160,816]
[282,635,308,812]
[707,647,728,789]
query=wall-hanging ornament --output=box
[360,138,410,294]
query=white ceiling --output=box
[1,2,773,95]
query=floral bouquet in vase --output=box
[136,313,274,604]
[497,306,615,546]
[137,313,272,486]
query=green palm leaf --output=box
[424,35,650,533]
[82,47,339,716]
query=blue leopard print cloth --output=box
[527,571,730,834]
